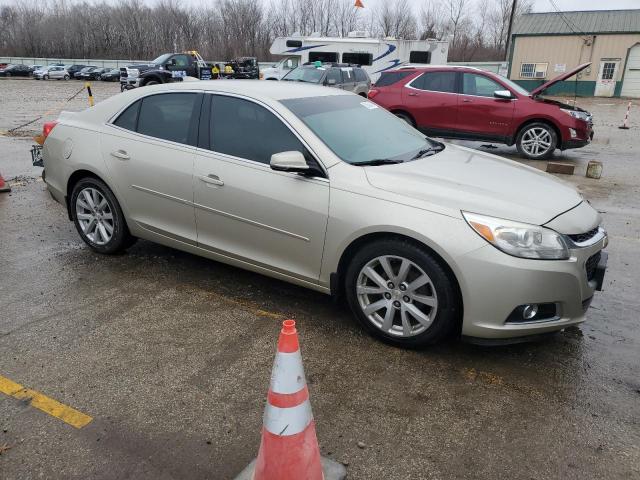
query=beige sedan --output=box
[41,81,608,347]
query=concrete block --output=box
[234,457,347,480]
[546,162,575,175]
[586,160,603,179]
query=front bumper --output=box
[457,232,607,340]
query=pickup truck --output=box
[120,52,212,91]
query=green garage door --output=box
[622,44,640,98]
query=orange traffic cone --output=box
[235,320,346,480]
[0,172,10,193]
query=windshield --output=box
[151,54,172,65]
[500,76,530,96]
[281,95,442,165]
[282,67,325,84]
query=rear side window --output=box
[375,71,413,87]
[113,100,140,131]
[308,51,338,63]
[341,68,355,82]
[342,53,373,66]
[412,72,457,93]
[210,95,308,165]
[354,69,369,82]
[137,93,198,144]
[409,51,431,64]
[326,68,341,85]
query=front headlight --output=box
[462,212,569,260]
[561,108,591,122]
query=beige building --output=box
[509,9,640,97]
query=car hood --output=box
[529,62,591,97]
[364,144,582,226]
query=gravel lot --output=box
[1,78,639,480]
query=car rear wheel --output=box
[43,74,49,80]
[71,178,135,254]
[516,122,557,160]
[345,239,460,348]
[145,80,159,86]
[5,72,11,77]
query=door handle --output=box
[462,99,472,103]
[199,174,224,186]
[110,150,130,160]
[408,92,419,96]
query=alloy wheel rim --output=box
[356,255,438,337]
[521,127,552,156]
[75,188,114,245]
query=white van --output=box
[263,32,449,82]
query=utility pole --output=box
[505,0,517,61]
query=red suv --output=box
[368,63,593,160]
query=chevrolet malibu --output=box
[41,81,608,347]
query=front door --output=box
[401,70,458,132]
[595,60,619,97]
[101,91,201,243]
[193,94,329,282]
[456,72,515,138]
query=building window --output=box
[601,62,616,80]
[409,51,431,64]
[309,52,338,63]
[520,63,548,79]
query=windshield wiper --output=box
[353,159,404,166]
[410,145,444,160]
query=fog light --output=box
[569,128,577,138]
[522,304,538,319]
[505,303,558,323]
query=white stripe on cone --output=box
[263,399,313,436]
[270,350,306,395]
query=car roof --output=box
[392,64,485,73]
[129,79,353,101]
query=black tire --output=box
[43,74,49,80]
[64,74,69,80]
[344,239,461,348]
[70,177,136,254]
[394,112,415,127]
[145,80,159,86]
[5,72,11,78]
[515,122,558,160]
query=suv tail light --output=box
[367,89,380,99]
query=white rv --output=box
[262,32,449,82]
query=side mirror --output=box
[270,151,309,173]
[326,78,337,86]
[494,90,512,99]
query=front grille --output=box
[569,227,599,244]
[586,252,601,281]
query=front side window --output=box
[282,95,438,165]
[210,95,308,165]
[462,73,504,97]
[308,51,338,63]
[136,93,198,144]
[169,55,190,68]
[412,71,456,93]
[283,57,299,70]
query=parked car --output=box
[0,64,33,77]
[282,63,370,97]
[38,81,607,347]
[34,66,70,80]
[74,66,98,79]
[65,64,87,78]
[86,67,110,80]
[101,68,121,82]
[368,63,594,160]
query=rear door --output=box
[325,68,342,89]
[193,94,329,282]
[340,67,357,92]
[456,72,515,138]
[401,70,458,132]
[101,91,201,243]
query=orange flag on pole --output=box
[355,0,364,7]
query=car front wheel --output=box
[71,178,135,254]
[345,239,460,348]
[43,74,49,80]
[516,122,557,160]
[64,74,69,80]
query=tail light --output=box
[43,121,58,140]
[367,89,380,99]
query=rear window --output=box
[342,53,373,66]
[375,71,413,87]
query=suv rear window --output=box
[375,71,413,87]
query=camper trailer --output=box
[263,32,449,82]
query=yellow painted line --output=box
[0,375,92,429]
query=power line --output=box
[547,0,589,41]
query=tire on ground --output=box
[344,238,461,348]
[515,122,558,160]
[70,177,136,254]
